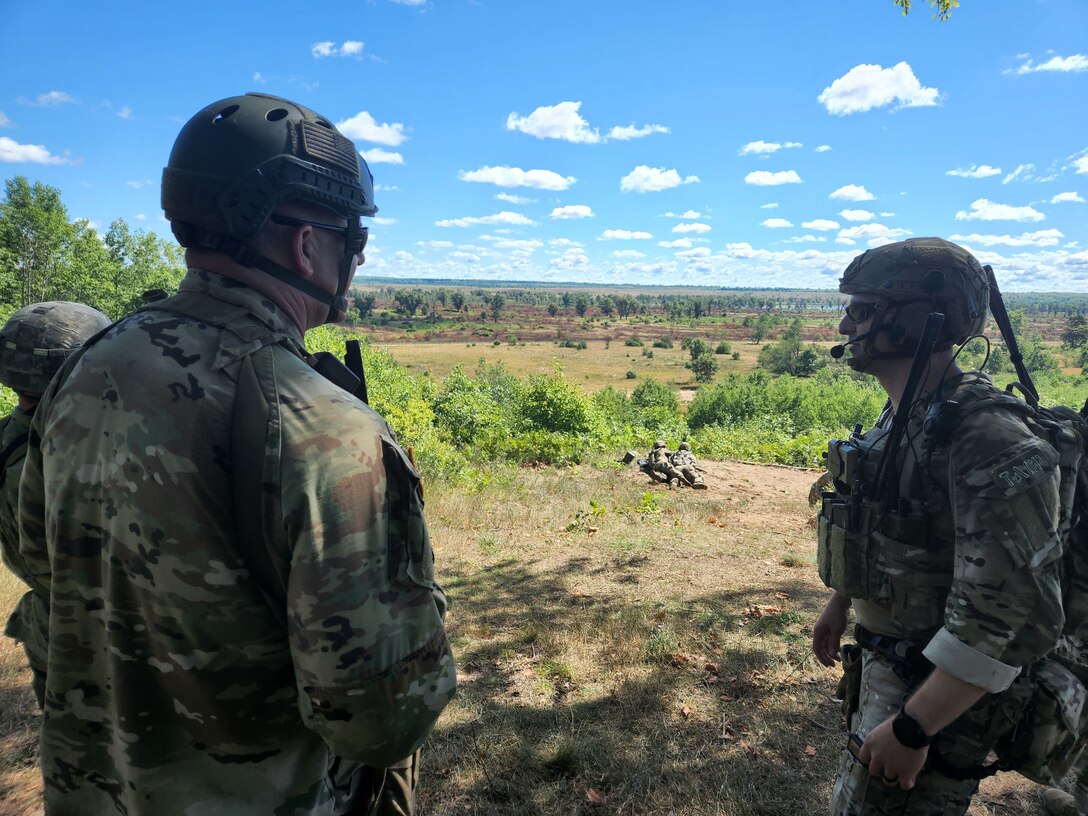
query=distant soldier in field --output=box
[0,301,110,709]
[647,439,683,486]
[669,442,707,489]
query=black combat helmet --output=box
[837,237,989,370]
[0,302,111,398]
[161,93,377,322]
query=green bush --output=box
[516,369,598,435]
[715,341,731,355]
[630,379,679,414]
[625,338,644,347]
[626,370,637,379]
[652,336,673,349]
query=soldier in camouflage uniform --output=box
[811,238,1065,815]
[669,442,707,489]
[16,94,456,816]
[647,439,683,487]
[0,301,110,709]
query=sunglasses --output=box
[841,301,879,323]
[270,214,369,255]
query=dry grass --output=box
[0,460,1052,815]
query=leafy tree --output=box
[547,301,559,317]
[574,295,589,317]
[757,319,826,377]
[393,288,426,316]
[687,352,719,383]
[451,291,466,312]
[353,293,376,318]
[630,379,679,415]
[0,176,76,309]
[488,292,505,321]
[894,0,958,20]
[1062,314,1088,349]
[598,295,615,317]
[687,338,711,361]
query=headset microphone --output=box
[829,331,871,360]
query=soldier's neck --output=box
[877,351,962,415]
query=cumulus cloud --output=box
[0,136,74,165]
[1051,192,1084,204]
[612,250,647,259]
[609,123,670,140]
[815,145,832,153]
[550,205,594,220]
[761,202,779,209]
[955,198,1045,222]
[839,209,874,221]
[19,91,77,107]
[672,222,711,234]
[818,62,939,115]
[663,210,702,219]
[599,229,653,240]
[370,216,398,226]
[803,219,839,231]
[495,193,531,204]
[738,140,803,156]
[361,148,404,165]
[312,41,366,58]
[1076,157,1088,175]
[416,240,454,249]
[946,164,1002,179]
[505,101,669,144]
[336,112,408,146]
[1002,164,1035,184]
[459,165,575,190]
[744,170,802,186]
[830,184,874,201]
[948,229,1064,247]
[117,106,134,120]
[435,211,537,228]
[0,112,9,128]
[1006,54,1088,75]
[762,218,793,228]
[783,235,827,243]
[835,223,913,246]
[620,165,699,193]
[659,239,692,248]
[677,247,712,258]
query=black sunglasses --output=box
[270,214,369,254]
[841,301,879,323]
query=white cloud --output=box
[659,239,692,248]
[803,219,839,231]
[663,210,702,219]
[116,106,134,120]
[449,251,480,262]
[550,204,594,220]
[1002,164,1035,184]
[815,145,832,153]
[416,240,454,249]
[1006,54,1088,75]
[761,202,779,209]
[370,216,398,226]
[389,0,427,5]
[762,218,793,228]
[0,111,9,128]
[946,164,1002,179]
[783,235,827,243]
[374,184,400,192]
[19,91,77,107]
[459,165,575,190]
[620,165,699,193]
[435,211,537,228]
[954,198,1045,222]
[612,250,647,259]
[492,239,543,252]
[312,40,366,58]
[744,170,802,186]
[739,140,802,156]
[125,179,153,188]
[830,184,874,201]
[599,229,653,240]
[361,148,404,165]
[677,247,712,258]
[672,222,711,234]
[134,213,146,221]
[1051,192,1084,204]
[495,192,534,204]
[839,209,874,221]
[1072,157,1088,175]
[818,62,939,115]
[608,123,670,140]
[506,101,600,143]
[948,229,1064,247]
[0,136,74,165]
[336,112,408,146]
[835,223,913,246]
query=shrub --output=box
[516,369,598,435]
[625,338,644,347]
[631,379,679,414]
[626,370,637,379]
[715,341,731,355]
[652,336,673,349]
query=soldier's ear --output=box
[290,224,320,280]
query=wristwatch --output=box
[892,707,934,749]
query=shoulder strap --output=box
[0,427,29,490]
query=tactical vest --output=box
[817,402,956,638]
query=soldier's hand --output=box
[859,716,929,790]
[812,593,850,667]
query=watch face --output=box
[892,710,931,749]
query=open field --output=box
[0,460,1054,815]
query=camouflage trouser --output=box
[676,465,705,487]
[651,463,681,483]
[830,651,1002,816]
[333,750,420,816]
[3,590,48,710]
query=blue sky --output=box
[2,0,1086,291]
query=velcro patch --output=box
[972,437,1059,499]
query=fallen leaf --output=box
[680,703,693,719]
[803,745,818,757]
[585,788,607,804]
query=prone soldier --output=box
[669,442,707,489]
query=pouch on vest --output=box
[818,495,874,598]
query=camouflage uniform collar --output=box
[179,268,304,344]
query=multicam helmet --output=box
[838,237,989,370]
[653,440,667,449]
[679,442,692,452]
[0,302,111,397]
[161,93,377,322]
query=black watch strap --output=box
[892,707,934,749]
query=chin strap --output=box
[217,235,349,323]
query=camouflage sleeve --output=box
[278,360,456,768]
[924,410,1065,692]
